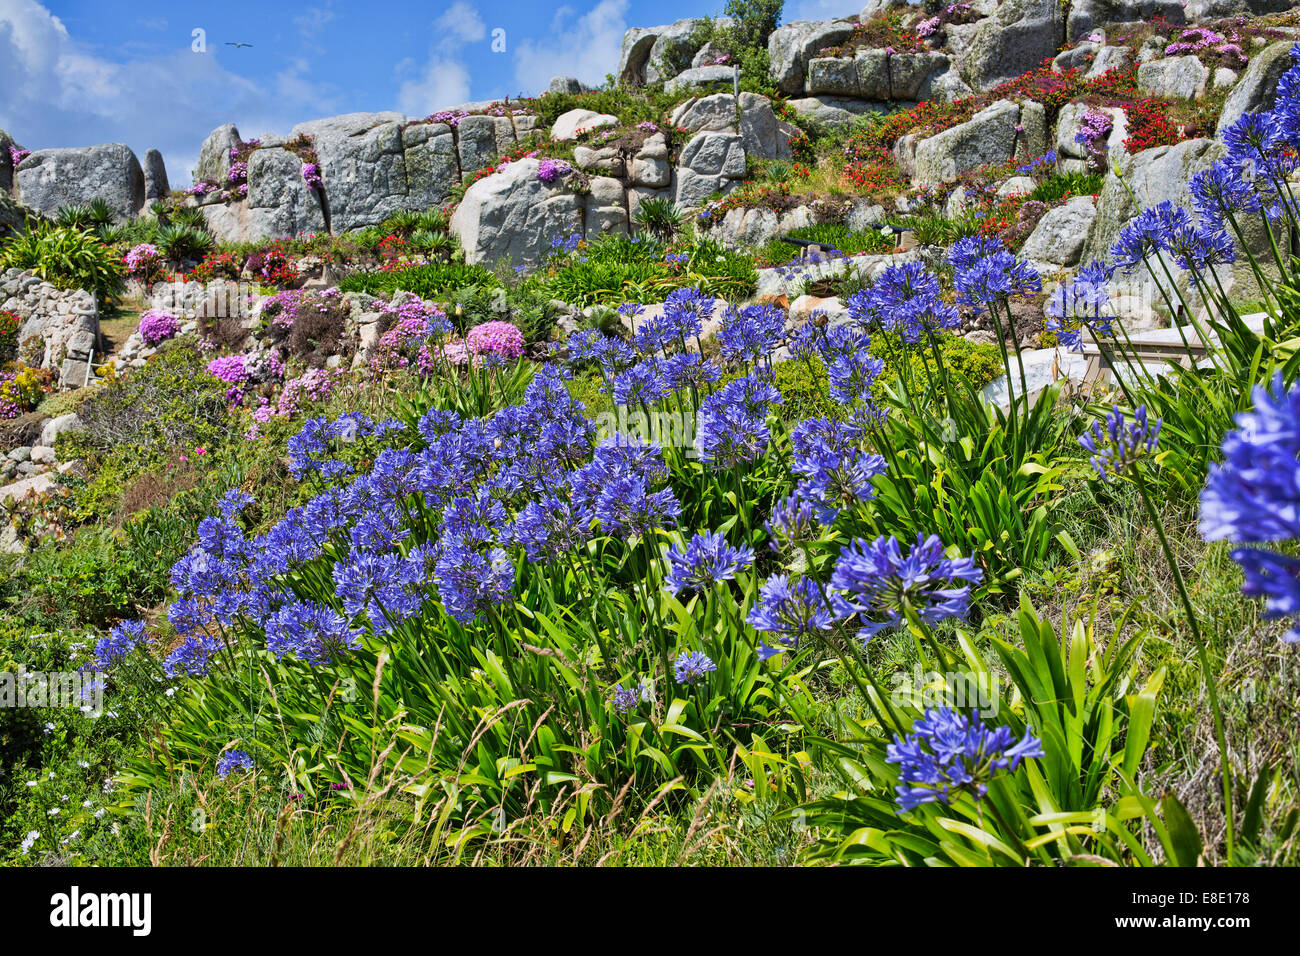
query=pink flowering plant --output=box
[123,243,164,282]
[137,309,182,346]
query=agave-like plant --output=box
[632,196,684,242]
[156,222,214,264]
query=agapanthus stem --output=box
[1131,465,1234,860]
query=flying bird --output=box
[225,42,254,48]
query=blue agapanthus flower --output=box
[886,707,1044,812]
[1189,159,1263,230]
[1201,374,1300,544]
[1078,404,1161,481]
[264,600,360,664]
[717,303,788,364]
[695,372,782,468]
[664,531,755,594]
[1230,548,1300,644]
[93,619,146,670]
[216,749,255,778]
[673,650,716,685]
[1110,201,1192,273]
[612,680,649,713]
[830,533,983,641]
[791,416,886,521]
[748,574,835,657]
[1044,260,1115,352]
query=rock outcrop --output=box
[14,144,146,221]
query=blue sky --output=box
[0,0,858,185]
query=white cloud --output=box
[0,0,332,184]
[390,2,490,115]
[394,55,473,116]
[433,1,487,52]
[512,0,629,96]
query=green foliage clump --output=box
[338,261,501,298]
[0,223,125,301]
[73,339,231,467]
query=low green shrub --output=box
[338,262,501,298]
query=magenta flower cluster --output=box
[466,321,525,360]
[8,145,31,167]
[123,243,160,276]
[301,162,322,190]
[206,354,248,385]
[138,309,182,346]
[537,158,570,184]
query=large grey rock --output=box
[584,176,628,241]
[1056,102,1128,171]
[675,131,746,207]
[619,27,661,86]
[1083,137,1286,307]
[1137,55,1209,100]
[672,94,790,160]
[246,146,327,238]
[40,413,82,447]
[713,205,816,250]
[143,149,169,201]
[807,50,949,100]
[1081,138,1220,264]
[618,18,722,86]
[963,0,1065,92]
[629,133,672,187]
[455,114,500,175]
[786,96,891,129]
[768,19,859,95]
[403,122,459,210]
[548,76,589,95]
[665,66,735,93]
[290,112,411,233]
[912,99,1023,186]
[451,158,584,267]
[739,93,792,161]
[1067,0,1184,43]
[1184,0,1293,15]
[645,19,716,86]
[0,129,22,193]
[195,123,241,184]
[14,144,146,221]
[672,93,738,133]
[1085,45,1133,79]
[1019,196,1097,265]
[551,109,619,141]
[1218,41,1295,134]
[1053,41,1099,73]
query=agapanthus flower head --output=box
[1044,262,1115,352]
[664,531,755,594]
[265,600,360,664]
[748,574,835,656]
[717,303,787,364]
[1078,404,1161,481]
[1200,373,1300,543]
[947,235,1006,273]
[886,707,1043,812]
[791,416,886,522]
[93,620,146,669]
[953,249,1040,310]
[612,681,648,714]
[1165,220,1236,273]
[1110,201,1192,273]
[694,372,782,468]
[765,493,820,551]
[216,749,255,778]
[830,533,983,641]
[1229,548,1300,644]
[673,650,716,685]
[1189,158,1263,229]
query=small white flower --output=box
[47,807,60,816]
[20,831,38,855]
